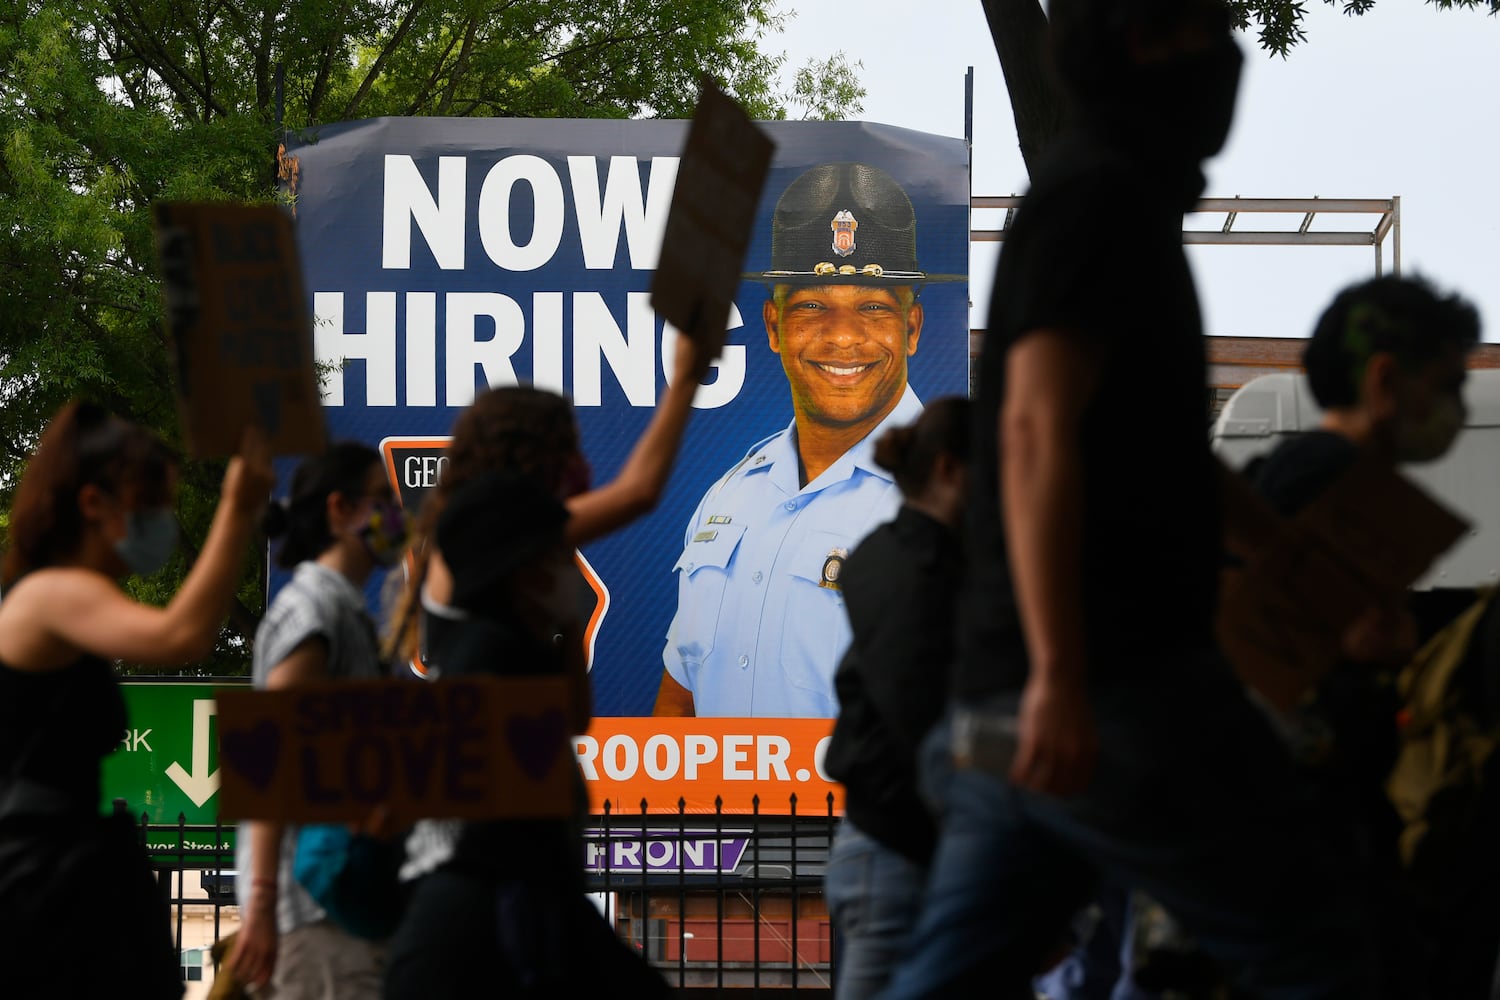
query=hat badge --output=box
[830,210,858,258]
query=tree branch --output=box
[544,23,683,68]
[402,22,465,116]
[98,7,202,122]
[437,16,480,115]
[183,0,218,121]
[102,0,230,120]
[980,0,1064,177]
[342,0,430,120]
[254,3,275,113]
[306,0,356,122]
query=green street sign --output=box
[102,680,247,830]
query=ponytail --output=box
[268,442,382,569]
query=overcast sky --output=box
[776,1,1500,341]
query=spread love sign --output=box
[216,677,577,823]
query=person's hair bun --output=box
[873,425,917,477]
[872,397,972,499]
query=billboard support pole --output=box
[964,67,974,149]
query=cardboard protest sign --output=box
[651,77,774,360]
[153,202,326,458]
[216,676,578,823]
[1219,457,1469,710]
[1218,547,1367,711]
[1296,458,1469,593]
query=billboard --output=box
[283,117,970,812]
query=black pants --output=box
[0,811,180,999]
[384,866,669,999]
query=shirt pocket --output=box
[669,523,748,679]
[777,528,853,715]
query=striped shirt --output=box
[235,561,384,933]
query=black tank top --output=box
[0,655,125,811]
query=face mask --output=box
[358,499,410,567]
[1394,394,1465,464]
[116,508,177,577]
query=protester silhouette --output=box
[0,402,273,999]
[877,0,1378,995]
[382,335,710,998]
[821,398,970,999]
[228,442,406,997]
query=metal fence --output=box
[142,793,840,994]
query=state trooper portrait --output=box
[655,162,959,718]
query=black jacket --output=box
[823,505,962,863]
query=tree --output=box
[0,0,865,672]
[982,0,1499,177]
[786,53,865,121]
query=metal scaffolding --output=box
[970,195,1402,276]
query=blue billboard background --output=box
[283,117,970,716]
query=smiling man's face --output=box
[766,283,923,433]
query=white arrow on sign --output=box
[165,699,220,807]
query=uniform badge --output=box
[819,548,848,590]
[830,210,858,257]
[707,515,733,525]
[693,530,719,543]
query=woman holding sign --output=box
[0,401,273,998]
[227,442,408,999]
[382,335,710,998]
[388,471,665,998]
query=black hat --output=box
[746,162,961,287]
[436,471,569,612]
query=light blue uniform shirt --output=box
[664,386,923,717]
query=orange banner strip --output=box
[578,718,843,816]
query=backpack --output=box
[293,824,405,940]
[1386,588,1498,881]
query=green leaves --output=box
[1229,0,1311,56]
[1230,0,1498,57]
[789,54,865,122]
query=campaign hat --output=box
[745,162,962,287]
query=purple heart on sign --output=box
[506,708,567,781]
[222,722,281,791]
